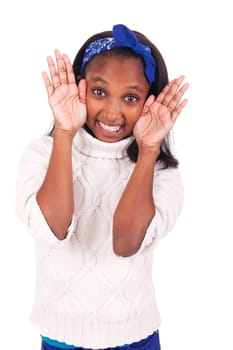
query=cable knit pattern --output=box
[16,127,184,349]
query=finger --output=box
[171,98,188,123]
[157,75,186,105]
[167,82,189,111]
[163,75,186,105]
[78,79,86,104]
[55,49,67,85]
[47,55,61,88]
[42,71,54,97]
[155,79,175,104]
[63,53,76,85]
[141,95,155,116]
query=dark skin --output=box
[37,49,189,256]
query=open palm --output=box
[134,75,189,148]
[42,49,87,135]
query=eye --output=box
[124,95,138,103]
[93,88,106,97]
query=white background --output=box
[0,0,232,349]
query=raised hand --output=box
[42,49,87,136]
[134,75,189,149]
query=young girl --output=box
[16,24,189,350]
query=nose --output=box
[103,98,122,122]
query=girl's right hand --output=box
[42,49,87,137]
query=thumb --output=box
[78,79,86,104]
[141,95,155,116]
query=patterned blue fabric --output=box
[80,24,156,85]
[41,330,160,350]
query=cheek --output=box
[125,104,144,125]
[86,95,99,118]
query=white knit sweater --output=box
[16,127,183,349]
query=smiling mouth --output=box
[98,121,123,133]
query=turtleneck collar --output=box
[73,127,135,159]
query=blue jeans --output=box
[41,331,161,350]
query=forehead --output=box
[85,46,143,65]
[85,54,149,88]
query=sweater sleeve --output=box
[15,137,75,244]
[136,164,184,254]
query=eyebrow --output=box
[90,76,145,93]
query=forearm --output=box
[113,147,160,256]
[36,130,74,240]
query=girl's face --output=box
[84,55,150,143]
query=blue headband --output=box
[80,24,156,85]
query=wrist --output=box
[138,144,160,160]
[52,127,77,140]
[52,128,76,149]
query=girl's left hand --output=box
[134,75,189,150]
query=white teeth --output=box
[99,121,121,132]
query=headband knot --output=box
[81,24,156,85]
